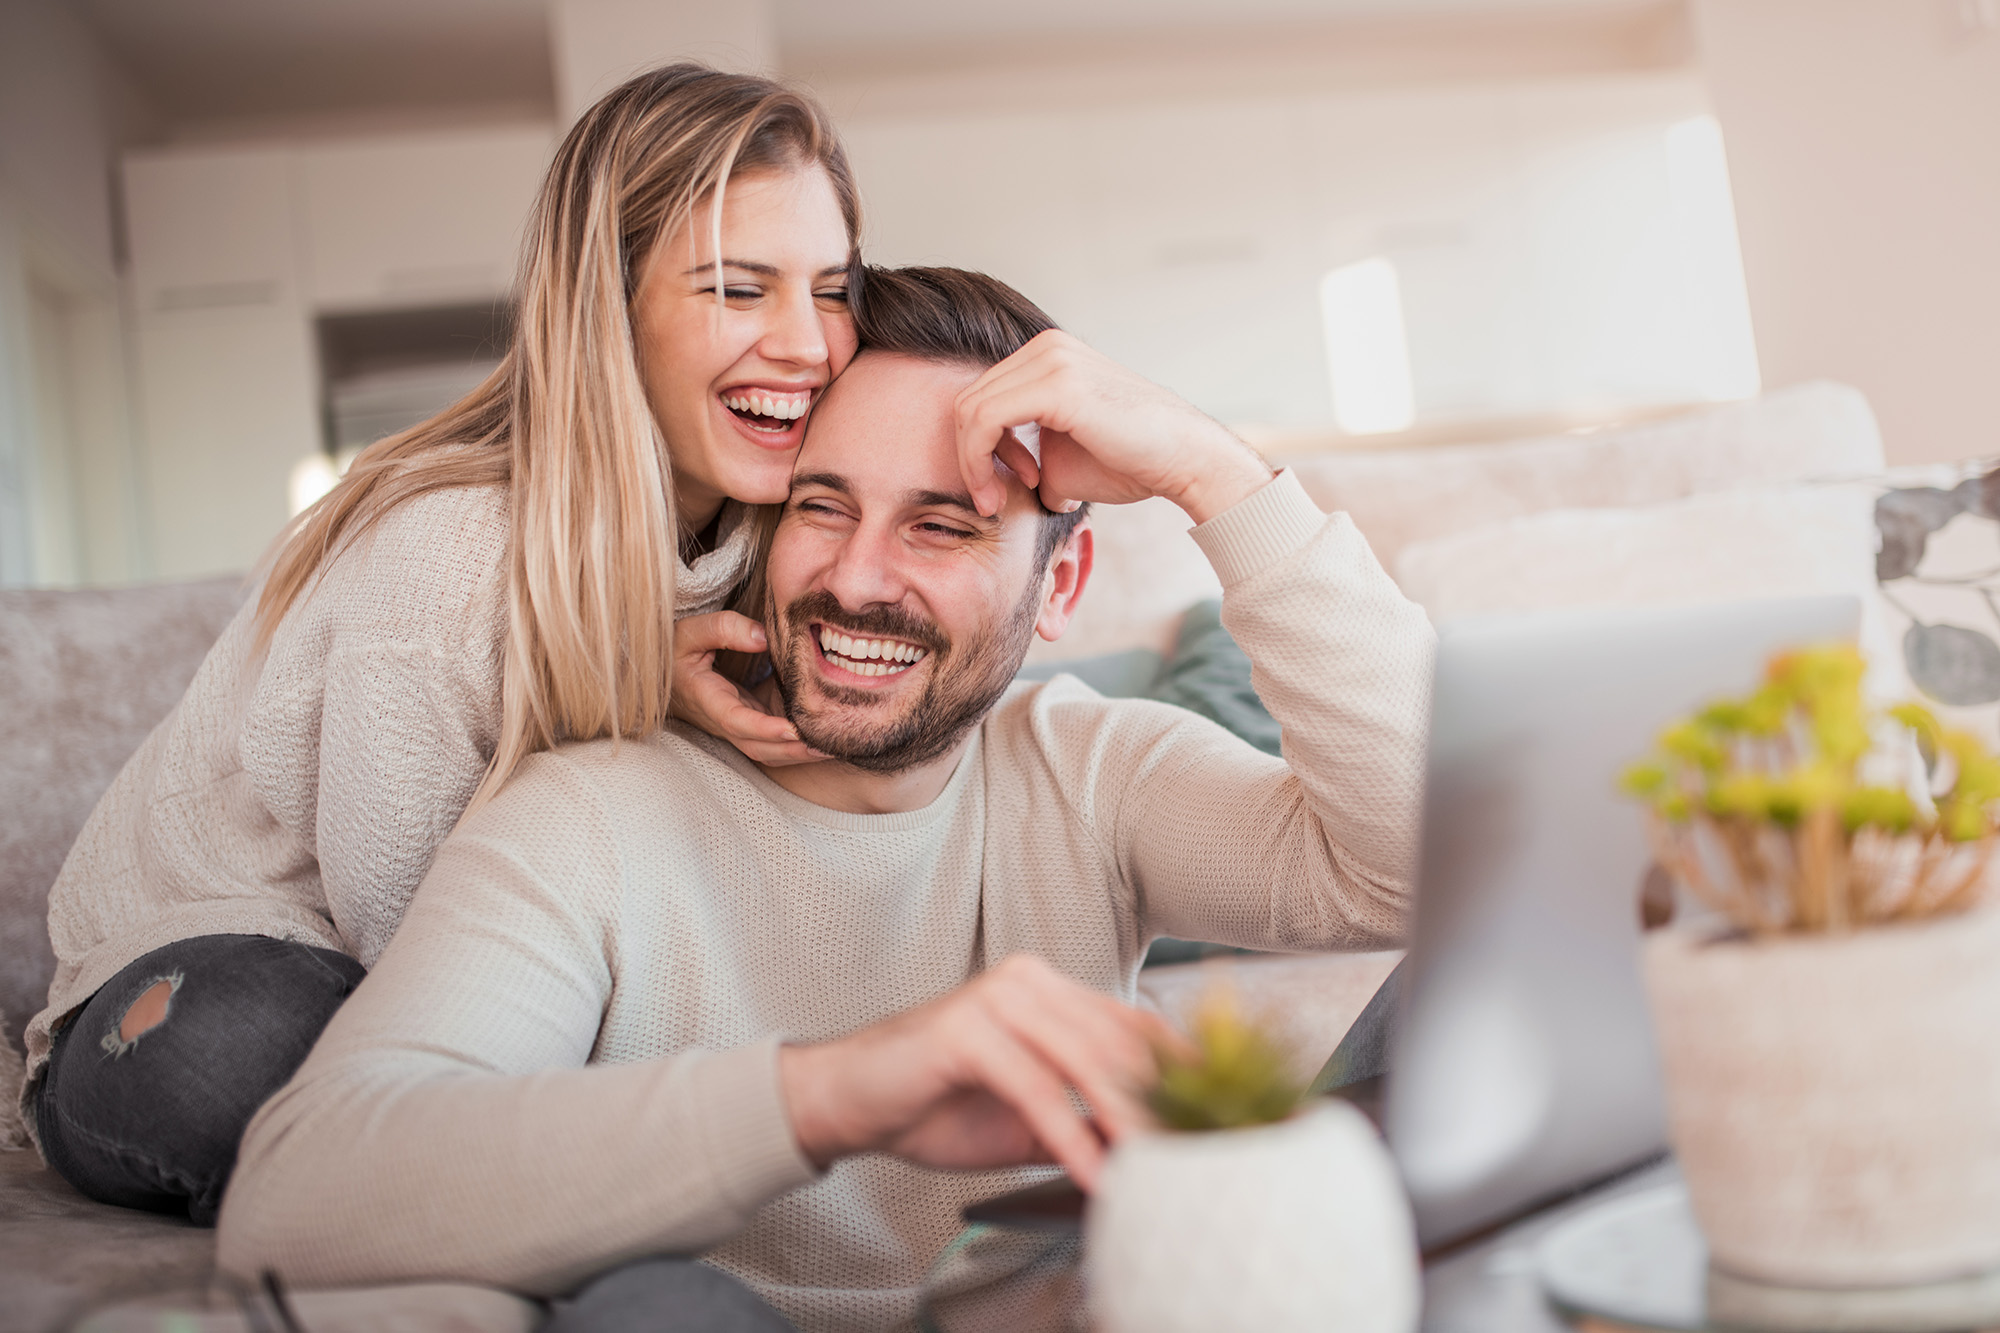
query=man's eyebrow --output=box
[790,471,851,494]
[789,476,995,525]
[905,488,985,517]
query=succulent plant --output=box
[1621,643,2000,933]
[1149,986,1307,1132]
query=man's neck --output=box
[744,672,977,814]
[755,736,976,815]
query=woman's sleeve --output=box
[216,756,816,1295]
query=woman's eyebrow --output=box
[683,259,779,277]
[681,260,852,280]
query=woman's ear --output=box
[1034,522,1094,643]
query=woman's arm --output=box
[216,755,815,1295]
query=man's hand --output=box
[670,611,820,767]
[778,955,1185,1191]
[953,330,1274,525]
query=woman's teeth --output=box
[819,626,927,676]
[722,390,810,426]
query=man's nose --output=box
[821,520,908,612]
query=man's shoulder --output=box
[983,673,1254,777]
[466,727,747,847]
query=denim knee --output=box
[546,1258,796,1333]
[35,933,366,1224]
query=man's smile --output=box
[812,623,933,682]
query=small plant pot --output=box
[1643,907,2000,1288]
[1087,1099,1419,1333]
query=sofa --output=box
[0,381,1890,1331]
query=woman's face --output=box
[633,164,858,532]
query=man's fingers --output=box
[959,1021,1112,1191]
[993,431,1041,492]
[995,987,1161,1143]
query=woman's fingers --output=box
[677,609,769,656]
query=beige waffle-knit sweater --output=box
[217,473,1435,1332]
[21,485,759,1126]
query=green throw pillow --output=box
[1147,600,1282,756]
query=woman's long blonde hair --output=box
[254,64,859,811]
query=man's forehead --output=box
[797,351,989,497]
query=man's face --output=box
[763,351,1071,773]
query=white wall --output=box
[833,68,1754,442]
[0,0,156,586]
[123,126,551,579]
[1694,0,2000,467]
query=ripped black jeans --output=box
[33,934,367,1225]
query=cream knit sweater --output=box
[22,485,758,1116]
[217,473,1435,1331]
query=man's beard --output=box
[770,585,1041,775]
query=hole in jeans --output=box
[101,973,182,1056]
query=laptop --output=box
[968,595,1861,1248]
[1382,594,1860,1247]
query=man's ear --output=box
[1034,522,1093,643]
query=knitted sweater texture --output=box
[216,473,1435,1330]
[22,486,757,1112]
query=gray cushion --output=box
[0,579,244,1054]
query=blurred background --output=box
[0,0,1994,587]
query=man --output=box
[218,268,1434,1331]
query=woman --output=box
[20,63,856,1224]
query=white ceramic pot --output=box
[1644,907,2000,1288]
[1087,1099,1419,1333]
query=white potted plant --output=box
[1623,644,2000,1291]
[1087,987,1420,1333]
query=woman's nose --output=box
[760,286,832,369]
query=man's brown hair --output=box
[853,266,1089,565]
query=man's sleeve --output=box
[216,755,816,1295]
[1055,470,1435,952]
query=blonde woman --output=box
[21,63,857,1224]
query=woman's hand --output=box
[670,611,819,767]
[779,955,1190,1191]
[953,330,1274,525]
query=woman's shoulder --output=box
[296,483,511,646]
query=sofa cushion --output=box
[0,579,245,1061]
[1391,480,1894,693]
[1027,381,1885,673]
[1287,380,1885,575]
[0,1147,216,1333]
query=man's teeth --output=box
[721,390,810,421]
[818,626,928,675]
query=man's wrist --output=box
[1166,432,1276,526]
[778,1041,844,1170]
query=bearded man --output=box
[216,267,1435,1333]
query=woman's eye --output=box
[815,287,851,305]
[723,286,761,301]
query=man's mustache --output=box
[780,589,947,656]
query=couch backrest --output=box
[0,579,244,1051]
[1024,381,1886,668]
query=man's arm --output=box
[957,332,1434,949]
[216,755,815,1295]
[1107,471,1431,948]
